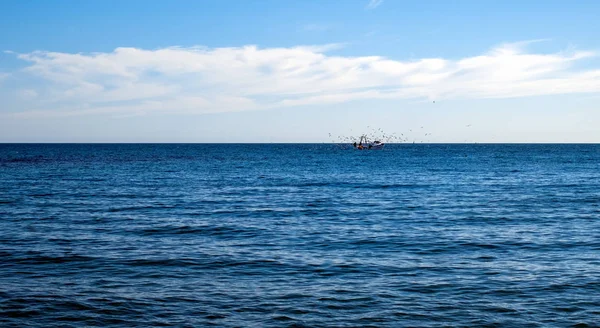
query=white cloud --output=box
[366,0,384,10]
[6,41,600,118]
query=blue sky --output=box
[1,0,599,142]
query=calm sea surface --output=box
[1,144,599,327]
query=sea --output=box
[1,143,599,327]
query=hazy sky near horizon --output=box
[1,0,599,142]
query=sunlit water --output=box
[1,144,599,327]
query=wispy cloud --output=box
[5,41,600,118]
[366,0,384,10]
[18,89,38,99]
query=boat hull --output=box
[355,143,384,150]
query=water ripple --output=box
[1,143,600,327]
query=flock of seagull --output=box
[328,124,473,145]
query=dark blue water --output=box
[1,144,599,327]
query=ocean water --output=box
[1,143,599,327]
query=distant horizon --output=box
[2,142,600,145]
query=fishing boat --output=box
[353,135,385,150]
